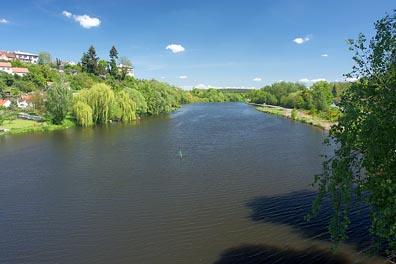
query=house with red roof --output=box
[0,62,12,74]
[0,51,16,61]
[0,99,11,108]
[12,67,29,77]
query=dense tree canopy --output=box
[310,10,396,254]
[46,80,72,124]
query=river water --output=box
[0,103,385,263]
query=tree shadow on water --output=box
[246,190,372,251]
[213,244,351,264]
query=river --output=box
[0,103,385,263]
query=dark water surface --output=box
[0,103,385,263]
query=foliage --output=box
[291,108,297,120]
[311,81,333,111]
[38,51,52,65]
[46,80,72,124]
[125,88,147,115]
[73,101,93,127]
[111,91,136,122]
[30,92,46,114]
[310,10,396,254]
[74,83,114,124]
[80,45,99,75]
[97,60,108,76]
[109,46,119,78]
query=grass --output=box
[1,119,42,129]
[0,118,76,135]
[255,105,335,131]
[256,106,285,116]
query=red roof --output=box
[12,67,29,73]
[0,99,10,106]
[0,62,12,67]
[0,51,16,59]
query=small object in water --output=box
[179,149,183,159]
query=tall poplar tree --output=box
[109,45,119,78]
[86,45,98,74]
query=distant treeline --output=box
[249,81,351,121]
[249,81,350,110]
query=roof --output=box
[117,64,134,69]
[0,51,16,58]
[0,99,10,106]
[14,51,38,57]
[21,95,32,100]
[12,67,29,73]
[0,62,12,67]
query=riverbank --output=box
[254,104,336,131]
[0,118,76,136]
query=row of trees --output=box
[250,81,350,112]
[80,45,132,80]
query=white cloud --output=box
[193,84,256,89]
[195,84,209,89]
[345,77,358,82]
[62,10,101,29]
[62,11,72,18]
[293,35,312,44]
[293,38,304,44]
[321,54,328,57]
[161,76,166,79]
[299,78,326,84]
[0,18,9,24]
[253,77,262,82]
[166,44,185,53]
[74,15,101,28]
[179,75,188,79]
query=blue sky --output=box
[1,0,395,89]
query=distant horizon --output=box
[1,0,394,89]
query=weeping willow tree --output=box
[110,91,137,122]
[75,83,115,124]
[73,101,93,127]
[309,10,396,255]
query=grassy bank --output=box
[255,105,336,131]
[0,118,76,136]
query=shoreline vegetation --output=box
[1,45,342,136]
[253,104,336,131]
[1,45,251,136]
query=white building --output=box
[14,51,39,64]
[12,67,29,77]
[0,99,11,108]
[117,64,135,77]
[0,62,12,74]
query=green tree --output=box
[310,10,396,254]
[83,45,99,75]
[97,60,108,76]
[73,101,93,127]
[81,52,89,73]
[111,91,136,122]
[76,83,114,124]
[125,88,148,115]
[311,81,333,111]
[109,45,119,78]
[38,51,52,65]
[46,80,72,124]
